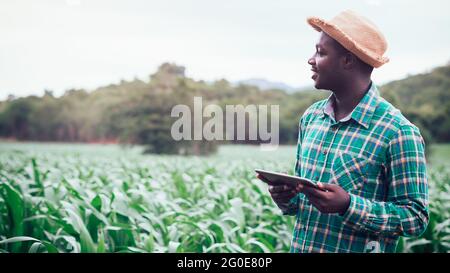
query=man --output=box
[257,10,429,253]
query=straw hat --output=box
[307,10,389,68]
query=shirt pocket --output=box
[330,151,380,193]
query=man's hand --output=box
[256,173,350,215]
[256,173,302,209]
[301,182,351,215]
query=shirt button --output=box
[322,150,327,155]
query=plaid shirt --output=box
[282,82,429,253]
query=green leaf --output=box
[246,238,271,253]
[91,195,102,211]
[42,241,59,253]
[0,236,39,245]
[0,181,25,252]
[31,158,44,196]
[168,241,181,253]
[65,208,96,253]
[97,229,106,253]
[127,247,146,253]
[144,235,154,252]
[29,242,43,253]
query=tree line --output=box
[0,63,448,155]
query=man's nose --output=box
[308,57,315,66]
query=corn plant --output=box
[0,143,448,253]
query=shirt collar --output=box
[322,82,379,129]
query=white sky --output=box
[1,0,449,99]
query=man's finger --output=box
[269,184,294,193]
[317,182,336,192]
[307,196,326,212]
[270,187,297,196]
[272,191,297,200]
[302,186,328,199]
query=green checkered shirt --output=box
[283,82,429,253]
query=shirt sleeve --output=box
[340,125,429,237]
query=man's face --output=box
[308,32,345,90]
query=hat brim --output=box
[307,17,389,68]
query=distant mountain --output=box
[235,78,298,92]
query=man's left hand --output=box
[300,182,351,215]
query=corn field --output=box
[0,143,448,253]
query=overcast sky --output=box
[1,0,449,99]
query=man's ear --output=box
[342,52,356,70]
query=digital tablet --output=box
[255,169,319,189]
